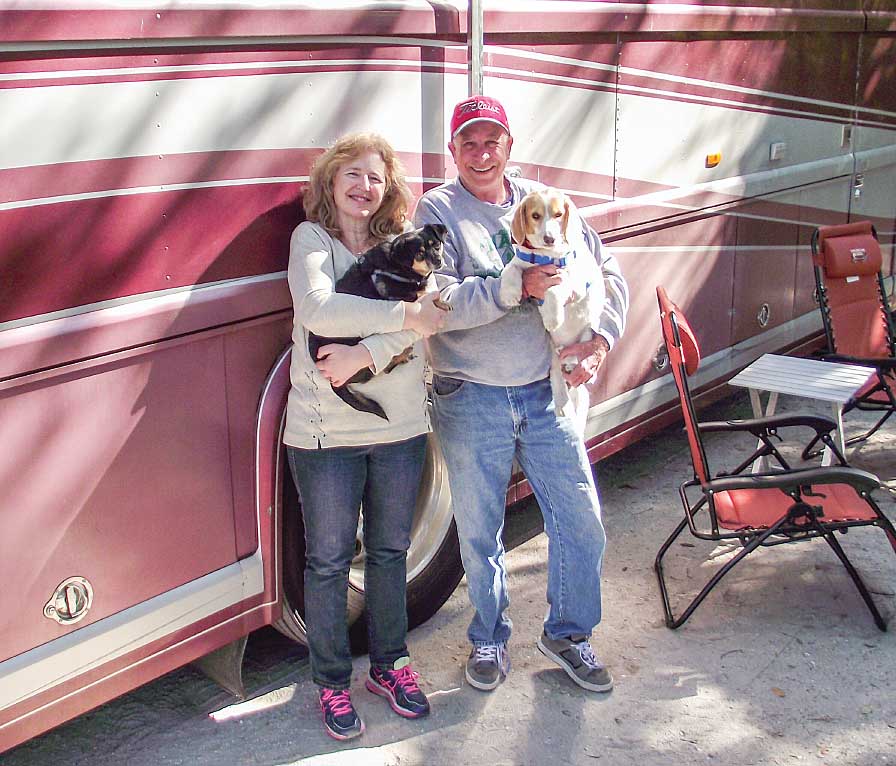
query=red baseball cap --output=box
[449,95,511,139]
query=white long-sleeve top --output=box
[283,221,429,448]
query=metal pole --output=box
[468,0,483,95]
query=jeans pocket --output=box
[432,374,466,397]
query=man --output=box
[414,95,629,693]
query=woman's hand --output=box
[403,291,448,337]
[315,343,374,387]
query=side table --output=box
[728,353,875,466]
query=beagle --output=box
[498,188,606,432]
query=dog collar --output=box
[514,247,567,267]
[371,269,429,286]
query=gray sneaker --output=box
[465,643,511,691]
[537,633,613,692]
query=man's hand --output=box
[521,264,563,301]
[316,343,374,387]
[558,335,610,387]
[403,291,449,337]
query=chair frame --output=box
[811,221,896,446]
[655,286,896,631]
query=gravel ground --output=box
[6,392,896,766]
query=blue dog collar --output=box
[514,247,568,267]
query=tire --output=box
[274,428,463,647]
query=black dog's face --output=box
[388,223,448,277]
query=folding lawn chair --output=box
[655,286,896,630]
[811,220,896,446]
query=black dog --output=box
[308,223,449,420]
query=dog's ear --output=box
[427,223,448,243]
[560,194,571,240]
[511,198,529,246]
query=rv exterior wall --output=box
[1,0,894,753]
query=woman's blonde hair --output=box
[303,132,411,240]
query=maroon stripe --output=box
[620,36,860,112]
[490,44,861,121]
[0,148,316,203]
[1,181,301,323]
[0,4,871,45]
[0,148,441,205]
[483,4,866,35]
[486,45,618,86]
[0,7,464,43]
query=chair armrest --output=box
[704,466,880,495]
[699,413,837,436]
[819,353,896,372]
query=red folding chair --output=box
[811,221,896,446]
[655,286,896,630]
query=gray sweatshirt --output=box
[414,176,629,386]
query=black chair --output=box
[655,285,896,630]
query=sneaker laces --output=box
[320,688,353,717]
[391,664,422,695]
[575,640,603,669]
[474,642,509,672]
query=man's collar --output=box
[457,174,512,205]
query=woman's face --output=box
[331,150,388,223]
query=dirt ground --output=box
[6,392,896,766]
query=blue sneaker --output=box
[318,687,364,740]
[366,656,430,718]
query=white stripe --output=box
[609,245,809,254]
[578,153,856,219]
[2,174,450,210]
[0,554,265,712]
[0,52,465,83]
[0,175,308,211]
[579,309,824,442]
[488,45,896,122]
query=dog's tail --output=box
[331,383,388,420]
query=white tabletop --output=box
[728,353,876,404]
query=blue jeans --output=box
[432,375,606,645]
[286,434,427,689]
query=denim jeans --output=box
[432,375,606,645]
[286,434,427,689]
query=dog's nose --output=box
[543,234,555,245]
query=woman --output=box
[284,133,445,740]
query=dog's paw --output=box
[539,290,566,331]
[541,307,564,332]
[498,281,523,307]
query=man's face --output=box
[449,121,513,203]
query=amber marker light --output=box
[705,152,722,168]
